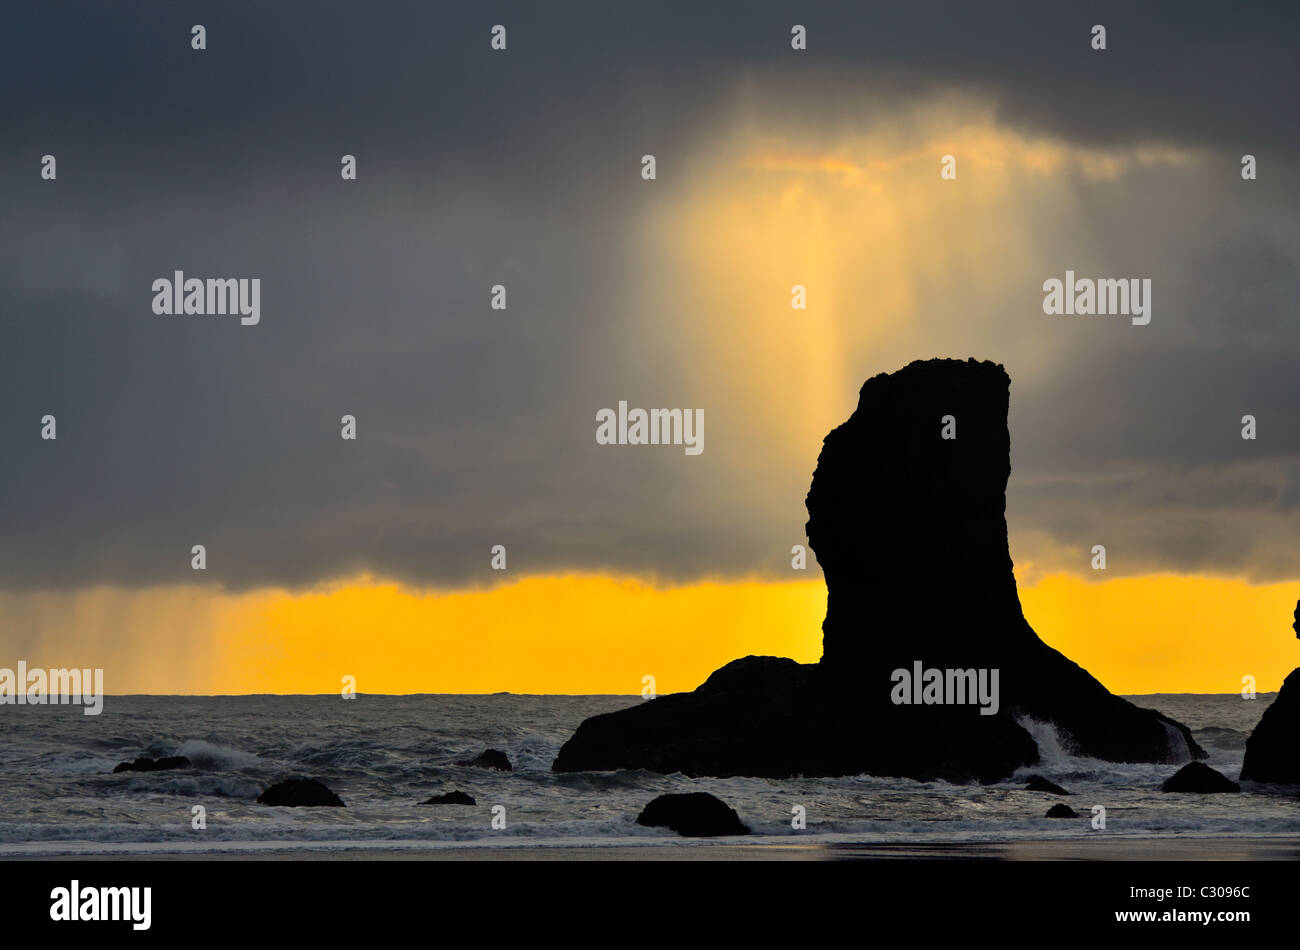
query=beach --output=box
[8,836,1300,861]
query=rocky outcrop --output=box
[1045,804,1079,818]
[554,655,1036,782]
[112,756,191,773]
[554,359,1203,782]
[257,777,345,807]
[636,793,749,837]
[1240,602,1300,784]
[1160,762,1240,793]
[805,360,1201,766]
[1025,775,1071,795]
[456,749,512,771]
[420,791,477,805]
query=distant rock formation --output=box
[1240,600,1300,784]
[420,790,477,805]
[1161,762,1240,793]
[112,756,191,773]
[554,359,1203,782]
[1025,775,1071,795]
[636,793,750,837]
[456,749,512,771]
[257,777,345,807]
[1045,804,1079,818]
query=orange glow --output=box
[1020,573,1299,695]
[215,575,826,695]
[1,572,1294,695]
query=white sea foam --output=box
[175,739,264,771]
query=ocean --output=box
[2,692,1297,857]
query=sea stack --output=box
[1239,601,1300,784]
[553,358,1203,782]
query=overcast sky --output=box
[1,1,1296,593]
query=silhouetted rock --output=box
[456,749,512,771]
[636,792,749,837]
[554,359,1203,782]
[1161,762,1240,793]
[1240,601,1300,784]
[555,654,1035,782]
[1045,804,1079,818]
[112,756,191,773]
[1025,775,1071,795]
[420,791,477,805]
[257,777,345,807]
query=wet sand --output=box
[7,836,1300,861]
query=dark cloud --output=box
[3,2,1297,164]
[1,1,1296,591]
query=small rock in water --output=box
[1160,762,1240,793]
[257,777,345,807]
[1045,804,1080,818]
[636,792,750,837]
[1025,775,1071,795]
[112,756,191,773]
[456,749,512,771]
[420,790,477,805]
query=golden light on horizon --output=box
[1,571,1294,696]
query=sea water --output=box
[1,693,1296,855]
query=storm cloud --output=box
[1,1,1296,592]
